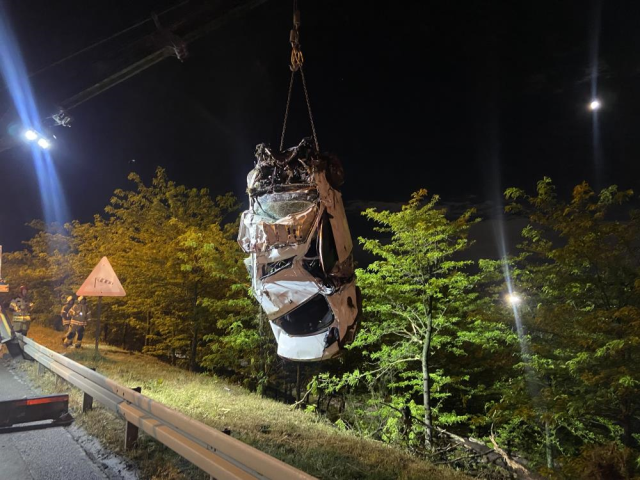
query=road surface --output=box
[0,355,130,480]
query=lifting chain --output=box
[289,2,303,72]
[280,0,319,152]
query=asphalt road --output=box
[0,355,110,480]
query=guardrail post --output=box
[82,368,96,412]
[124,386,142,450]
[82,392,94,412]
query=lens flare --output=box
[24,129,37,141]
[0,4,68,226]
[589,0,603,189]
[506,292,522,305]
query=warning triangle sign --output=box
[76,257,126,297]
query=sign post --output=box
[0,245,8,293]
[95,297,102,353]
[76,257,126,353]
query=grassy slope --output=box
[23,325,469,480]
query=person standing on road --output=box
[9,285,33,336]
[60,295,75,339]
[64,296,90,348]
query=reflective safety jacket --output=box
[9,297,31,321]
[60,303,74,326]
[69,303,91,327]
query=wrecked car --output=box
[238,138,360,361]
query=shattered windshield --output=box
[253,190,318,220]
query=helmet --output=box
[77,296,85,302]
[66,296,74,303]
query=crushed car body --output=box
[238,138,360,361]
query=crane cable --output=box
[280,0,319,152]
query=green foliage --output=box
[5,171,640,476]
[4,168,253,372]
[2,222,79,321]
[495,178,640,472]
[324,189,501,448]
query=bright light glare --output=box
[589,99,601,111]
[24,129,37,141]
[506,293,522,305]
[37,138,50,149]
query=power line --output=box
[0,0,190,92]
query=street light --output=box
[24,129,38,141]
[506,293,522,306]
[589,99,601,111]
[22,129,52,149]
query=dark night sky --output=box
[1,0,639,254]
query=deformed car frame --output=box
[238,138,360,361]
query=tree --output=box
[3,168,256,374]
[503,178,640,474]
[175,223,252,372]
[2,221,79,324]
[344,189,480,448]
[89,168,240,365]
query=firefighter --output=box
[64,296,90,348]
[9,285,33,336]
[60,295,75,339]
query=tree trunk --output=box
[190,325,199,372]
[170,325,176,365]
[189,282,199,372]
[144,311,151,347]
[296,364,302,402]
[622,413,633,447]
[545,420,553,469]
[325,393,334,413]
[121,321,128,349]
[257,312,267,386]
[422,319,433,448]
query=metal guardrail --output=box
[17,334,317,480]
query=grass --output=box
[22,324,470,480]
